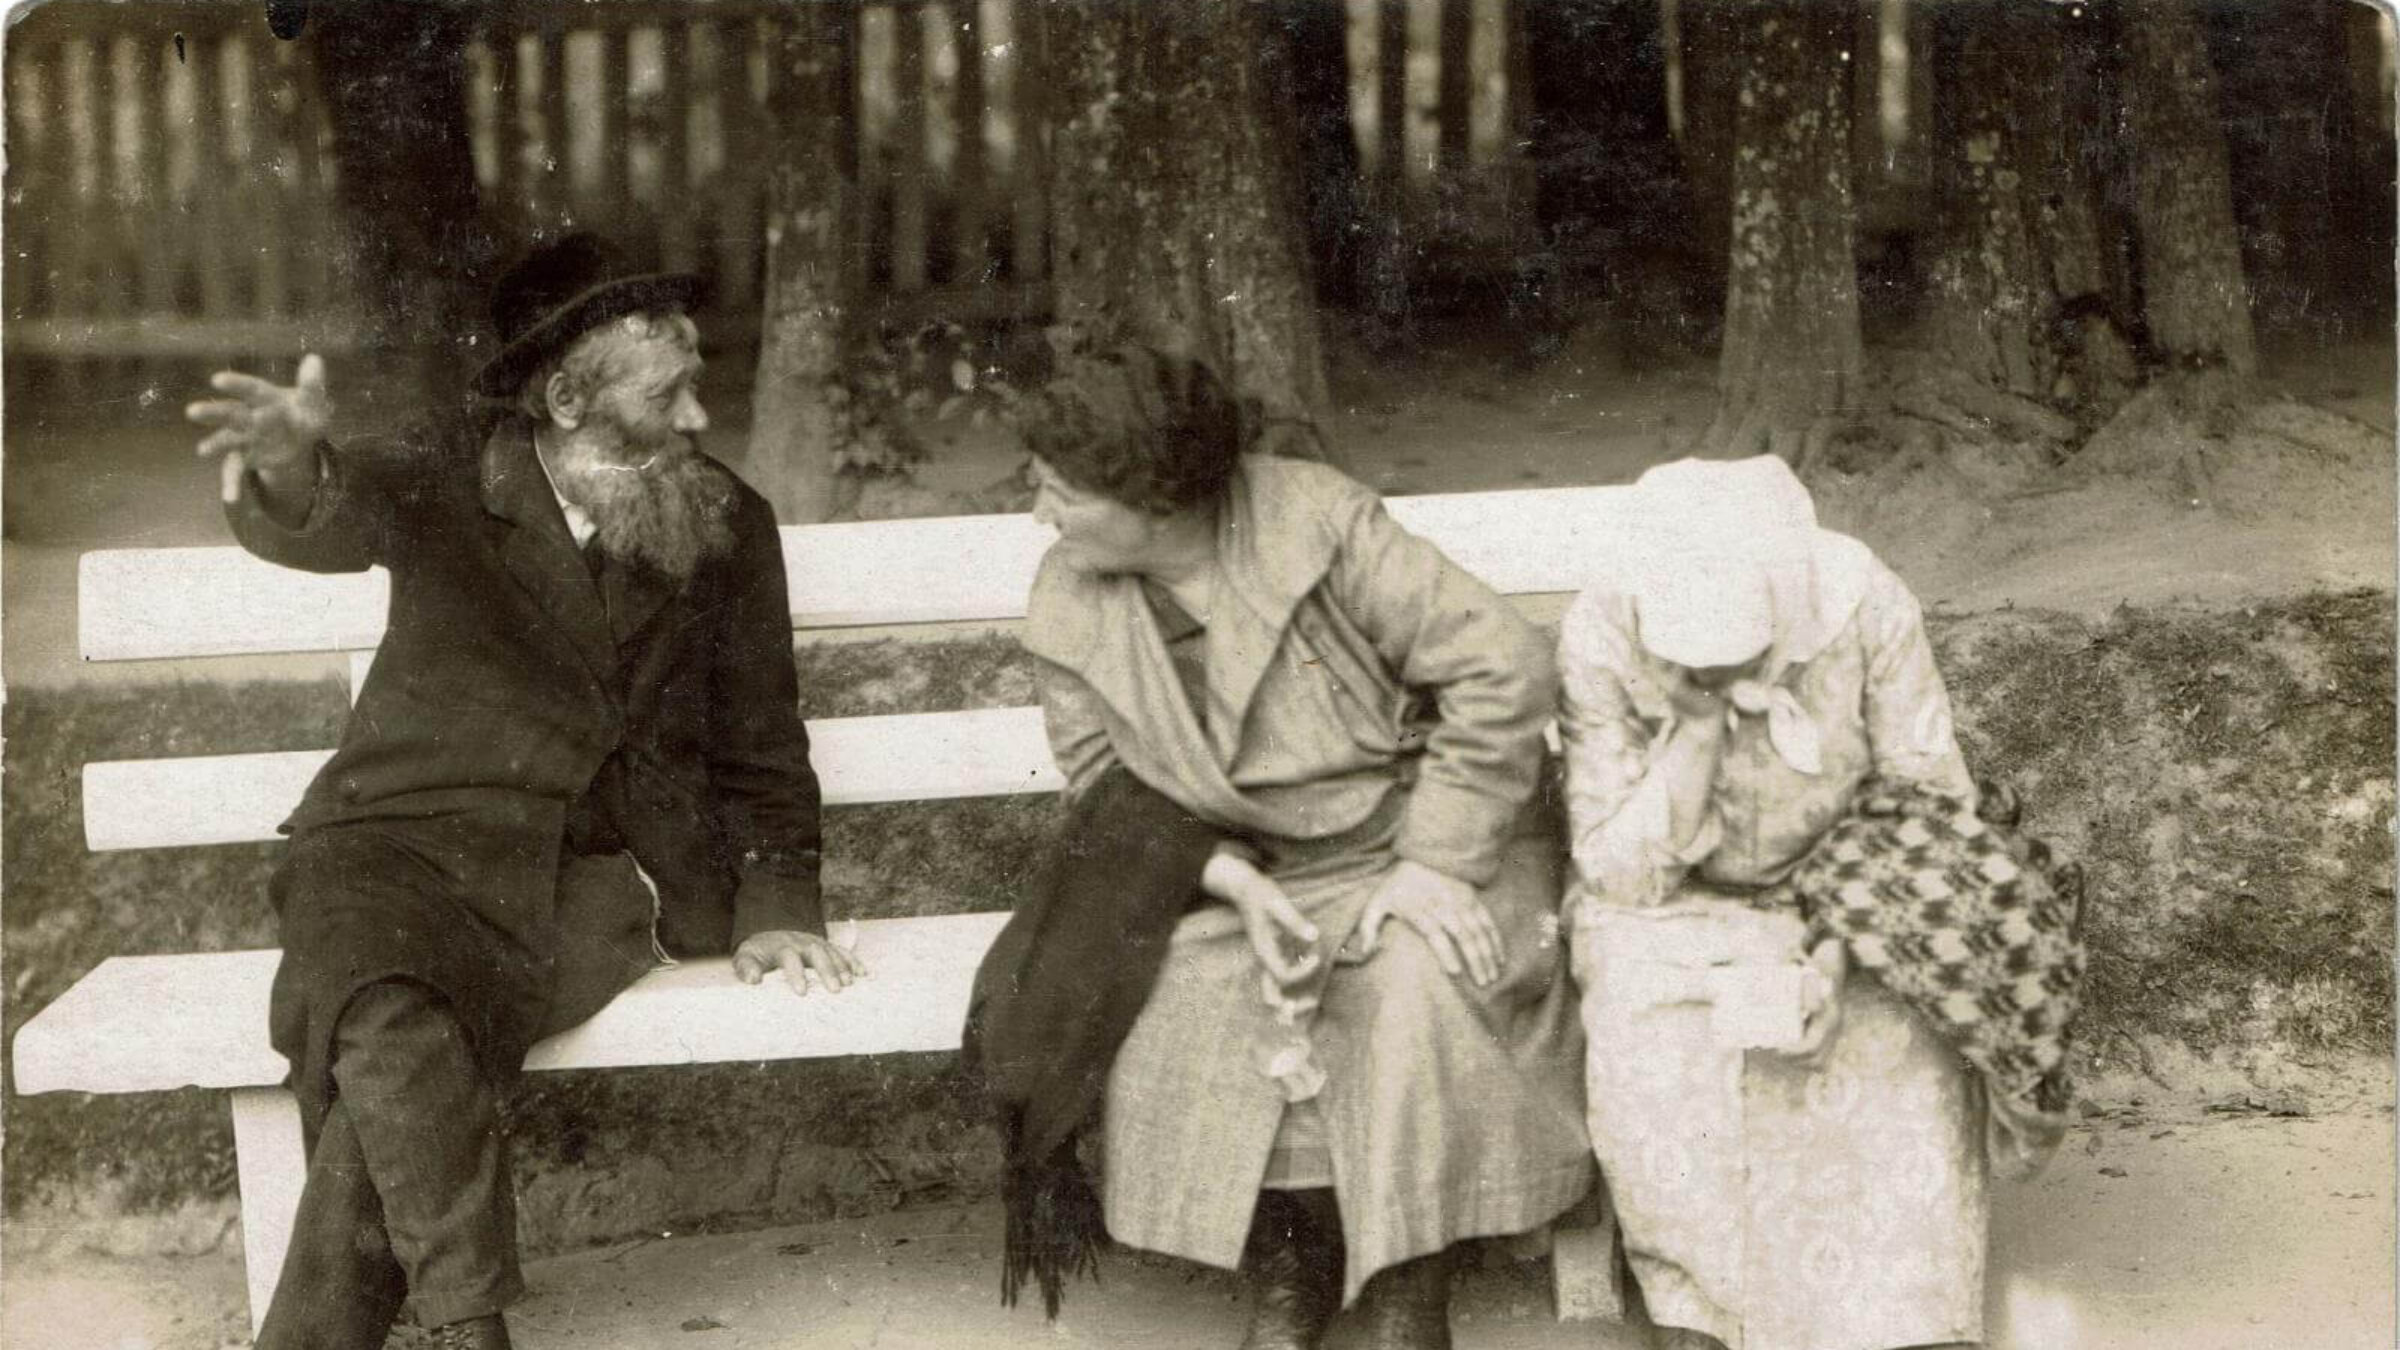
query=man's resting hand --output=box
[733,929,865,995]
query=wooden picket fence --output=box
[2,0,1051,368]
[2,0,1528,385]
[5,4,347,362]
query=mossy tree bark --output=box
[312,1,497,407]
[1702,0,1863,463]
[1920,2,2120,423]
[2118,0,2256,376]
[1039,0,1334,460]
[746,4,862,524]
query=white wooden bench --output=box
[14,485,1634,1331]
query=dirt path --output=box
[7,1098,2389,1349]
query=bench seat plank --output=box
[82,707,1062,852]
[10,912,1011,1096]
[81,487,1629,663]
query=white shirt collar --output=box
[530,435,597,547]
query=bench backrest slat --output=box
[82,488,1629,662]
[83,708,1065,852]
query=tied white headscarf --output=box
[1604,455,1877,774]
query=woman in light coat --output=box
[1019,343,1591,1350]
[1558,455,1987,1350]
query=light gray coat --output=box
[1024,457,1592,1300]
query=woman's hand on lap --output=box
[1347,860,1503,987]
[1203,847,1320,986]
[1778,938,1848,1063]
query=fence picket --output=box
[537,31,568,228]
[247,36,289,321]
[659,22,694,272]
[950,0,988,286]
[1437,0,1472,185]
[891,4,929,295]
[11,44,59,320]
[492,32,522,215]
[92,35,127,325]
[714,16,762,312]
[4,0,1099,376]
[1006,0,1044,283]
[134,27,181,332]
[193,28,238,322]
[1378,0,1408,214]
[602,25,632,242]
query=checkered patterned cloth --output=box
[1786,778,2088,1176]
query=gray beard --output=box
[549,425,740,581]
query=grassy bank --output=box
[3,594,2390,1252]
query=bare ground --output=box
[4,1064,2391,1348]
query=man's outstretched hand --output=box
[187,353,332,506]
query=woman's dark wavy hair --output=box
[1014,342,1244,516]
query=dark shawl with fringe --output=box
[961,763,1225,1316]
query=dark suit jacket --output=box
[231,409,824,1106]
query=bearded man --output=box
[186,232,859,1350]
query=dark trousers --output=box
[255,980,521,1348]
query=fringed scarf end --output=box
[997,1135,1106,1319]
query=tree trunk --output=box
[1524,0,1715,354]
[949,0,991,285]
[2118,0,2256,376]
[1924,8,2045,401]
[1435,0,1474,224]
[2341,1,2398,335]
[2201,0,2372,338]
[1499,0,1554,326]
[311,1,495,408]
[1523,0,1686,267]
[1041,0,1333,458]
[891,7,930,295]
[1921,1,2116,417]
[1364,0,1416,347]
[747,4,861,524]
[1267,0,1366,311]
[1674,0,1744,304]
[1703,0,1862,462]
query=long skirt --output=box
[1570,896,1987,1350]
[1102,818,1594,1304]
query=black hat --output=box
[472,231,706,399]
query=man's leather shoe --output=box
[1354,1249,1454,1350]
[431,1312,513,1349]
